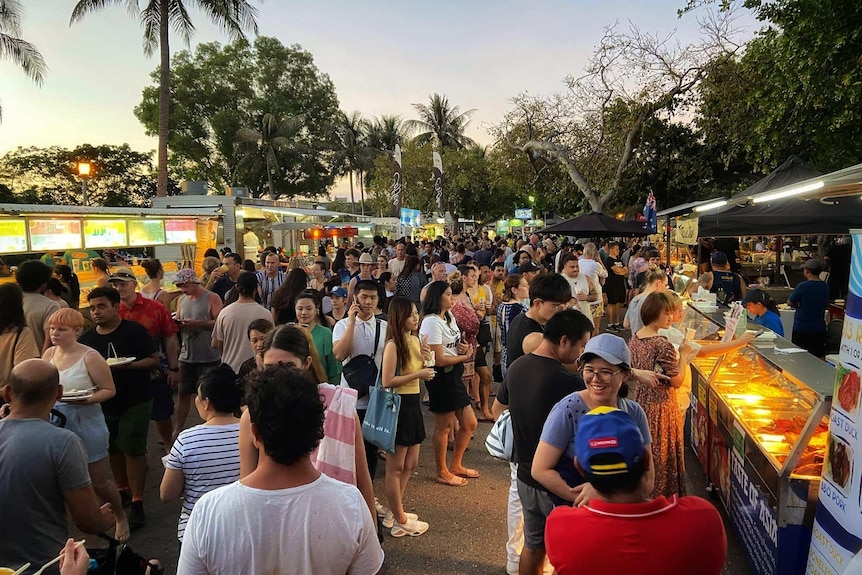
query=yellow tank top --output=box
[396,337,423,395]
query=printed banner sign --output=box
[390,144,402,218]
[433,152,443,216]
[676,217,699,245]
[807,230,862,574]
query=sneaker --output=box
[383,510,418,529]
[391,517,429,538]
[128,501,146,531]
[374,498,386,518]
[606,324,618,333]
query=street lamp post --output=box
[77,161,91,206]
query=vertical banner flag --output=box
[643,192,658,234]
[390,144,402,218]
[433,151,444,217]
[806,230,862,575]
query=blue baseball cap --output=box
[579,333,631,367]
[575,407,645,477]
[330,286,348,299]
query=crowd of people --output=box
[0,230,844,574]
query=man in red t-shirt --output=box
[545,407,727,575]
[110,269,180,453]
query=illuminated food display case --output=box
[679,304,835,575]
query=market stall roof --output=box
[729,155,823,201]
[0,203,219,218]
[696,195,862,237]
[682,161,862,237]
[656,197,726,218]
[537,212,651,237]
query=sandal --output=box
[453,468,480,479]
[435,475,468,487]
[391,518,429,537]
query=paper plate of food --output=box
[106,356,135,367]
[61,388,95,402]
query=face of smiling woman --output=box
[582,357,625,406]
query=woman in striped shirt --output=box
[160,364,241,548]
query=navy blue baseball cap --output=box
[576,407,646,477]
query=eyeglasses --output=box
[581,366,624,382]
[538,299,568,310]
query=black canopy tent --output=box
[537,212,651,237]
[697,195,862,237]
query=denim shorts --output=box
[54,402,110,464]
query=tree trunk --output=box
[157,0,170,197]
[348,171,355,210]
[359,169,365,215]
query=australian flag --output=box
[643,192,657,234]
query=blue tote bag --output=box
[361,370,401,454]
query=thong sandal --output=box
[454,468,480,479]
[435,475,468,487]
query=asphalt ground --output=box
[82,370,754,575]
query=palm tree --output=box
[0,0,46,123]
[364,114,407,152]
[236,113,303,199]
[406,93,477,150]
[332,111,375,214]
[70,0,258,197]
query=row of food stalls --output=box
[658,160,862,575]
[0,195,374,307]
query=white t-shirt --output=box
[212,301,273,373]
[562,274,595,326]
[420,313,461,357]
[388,257,406,276]
[178,474,384,575]
[577,257,607,300]
[332,315,387,409]
[165,423,240,542]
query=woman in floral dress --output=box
[448,269,480,395]
[627,290,693,497]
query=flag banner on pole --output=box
[390,144,402,217]
[643,192,658,233]
[433,151,444,217]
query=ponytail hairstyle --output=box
[262,324,327,384]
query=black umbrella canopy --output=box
[730,155,823,201]
[538,212,651,237]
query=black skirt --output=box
[427,363,470,413]
[395,393,426,446]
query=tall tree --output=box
[70,0,258,197]
[407,94,477,150]
[692,0,862,174]
[332,111,375,213]
[235,113,303,199]
[364,115,407,152]
[501,6,742,213]
[0,0,46,123]
[135,37,340,198]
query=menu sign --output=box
[83,219,127,248]
[807,230,862,575]
[165,219,196,244]
[128,219,165,246]
[0,220,28,252]
[29,219,82,251]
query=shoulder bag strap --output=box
[10,325,23,372]
[370,319,381,359]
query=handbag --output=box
[342,320,381,398]
[361,370,401,454]
[485,409,514,461]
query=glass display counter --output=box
[679,304,835,575]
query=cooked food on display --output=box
[837,366,860,414]
[827,437,852,489]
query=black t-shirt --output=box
[496,354,585,489]
[603,255,626,290]
[78,320,157,415]
[211,276,237,302]
[505,312,543,367]
[827,243,852,281]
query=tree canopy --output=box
[0,0,46,123]
[134,37,341,199]
[0,144,178,206]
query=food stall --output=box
[679,303,835,575]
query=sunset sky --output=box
[1,0,759,192]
